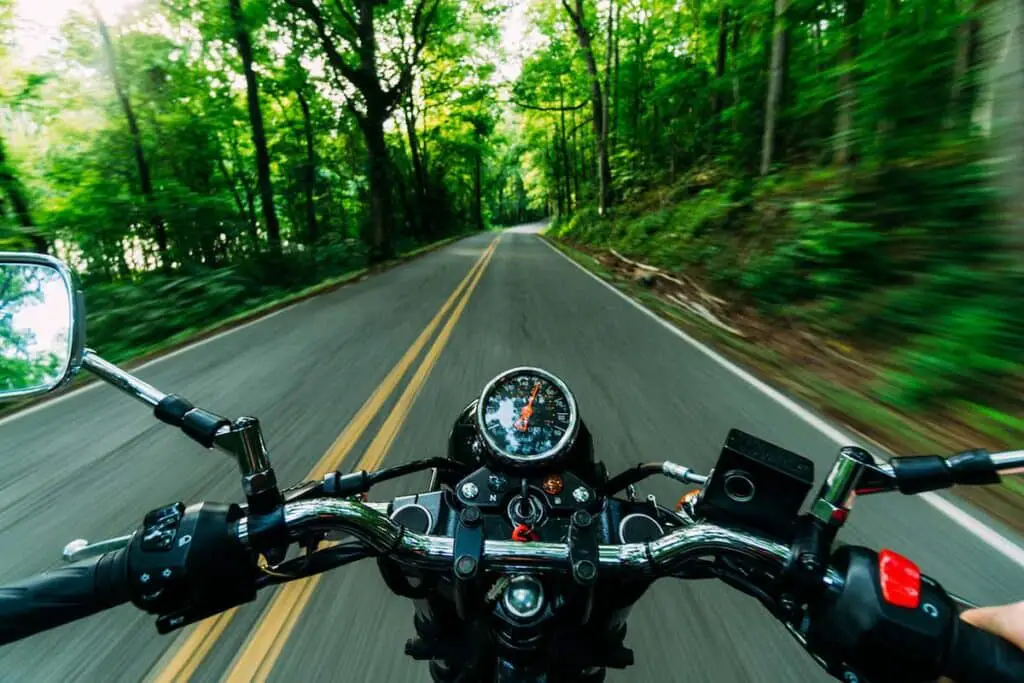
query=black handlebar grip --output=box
[180,409,230,448]
[0,548,131,646]
[943,618,1024,683]
[154,394,195,427]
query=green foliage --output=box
[0,0,508,361]
[82,237,373,362]
[558,145,1021,414]
[0,265,64,391]
[881,298,1022,409]
[511,0,1019,424]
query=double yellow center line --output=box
[148,236,500,683]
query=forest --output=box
[0,0,538,360]
[2,0,1023,499]
[511,0,1024,511]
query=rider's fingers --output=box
[960,601,1024,650]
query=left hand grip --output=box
[0,548,131,645]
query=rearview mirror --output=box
[0,253,84,400]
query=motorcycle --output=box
[0,251,1022,683]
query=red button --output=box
[878,549,921,608]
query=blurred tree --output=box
[560,0,612,214]
[92,6,168,265]
[762,0,790,175]
[283,0,445,260]
[229,0,282,251]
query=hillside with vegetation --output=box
[505,0,1024,519]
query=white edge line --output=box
[539,235,1024,569]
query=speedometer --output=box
[476,367,579,467]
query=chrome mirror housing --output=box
[0,252,85,400]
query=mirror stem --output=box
[214,417,282,514]
[82,350,167,408]
[82,349,283,514]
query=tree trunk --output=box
[228,138,261,252]
[473,133,484,232]
[604,0,615,160]
[403,94,431,239]
[551,140,565,217]
[834,0,865,166]
[0,135,47,253]
[285,0,432,260]
[94,10,166,264]
[973,0,1024,269]
[216,154,247,224]
[761,0,791,175]
[630,15,638,154]
[230,0,281,252]
[297,89,319,245]
[559,86,573,213]
[946,1,982,130]
[612,0,621,150]
[712,7,729,118]
[362,108,395,259]
[562,0,613,215]
[731,10,741,132]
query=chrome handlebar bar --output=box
[234,498,794,576]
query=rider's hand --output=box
[960,601,1024,650]
[938,602,1024,683]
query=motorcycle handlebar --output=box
[0,548,131,646]
[234,498,1024,683]
[234,497,795,576]
[0,498,1020,683]
[945,618,1024,683]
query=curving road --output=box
[0,226,1022,682]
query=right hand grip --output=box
[944,618,1024,683]
[0,548,131,646]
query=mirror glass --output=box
[0,262,76,399]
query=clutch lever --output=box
[62,534,133,562]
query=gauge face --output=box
[476,367,578,465]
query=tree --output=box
[560,0,612,215]
[0,266,62,391]
[761,0,790,175]
[93,6,168,265]
[284,0,443,260]
[229,0,282,251]
[0,134,47,253]
[833,0,865,166]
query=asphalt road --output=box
[0,226,1022,682]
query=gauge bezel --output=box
[475,366,580,468]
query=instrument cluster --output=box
[401,367,675,548]
[476,367,579,470]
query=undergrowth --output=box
[555,141,1023,429]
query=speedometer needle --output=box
[515,383,541,432]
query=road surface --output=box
[0,226,1021,682]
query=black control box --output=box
[695,429,815,539]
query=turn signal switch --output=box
[127,501,257,633]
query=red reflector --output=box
[879,549,921,608]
